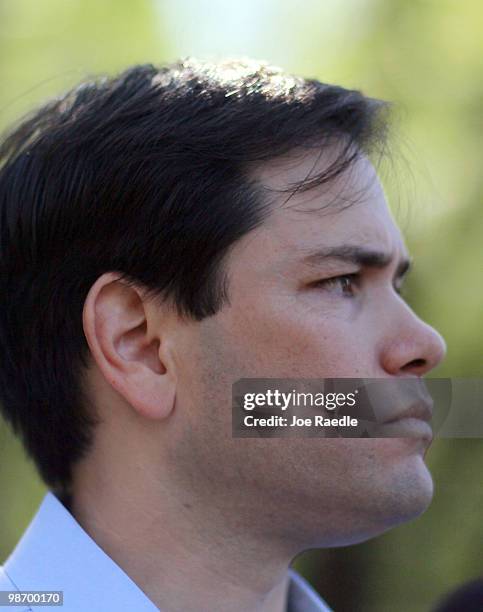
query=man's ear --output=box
[82,272,176,420]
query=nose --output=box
[380,304,447,377]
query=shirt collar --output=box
[4,491,158,611]
[287,569,332,611]
[4,491,331,612]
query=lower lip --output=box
[374,418,433,443]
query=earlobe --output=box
[127,367,177,420]
[82,272,177,421]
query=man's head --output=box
[0,58,445,550]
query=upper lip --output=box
[383,400,433,424]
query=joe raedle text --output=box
[243,414,359,428]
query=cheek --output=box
[224,292,372,377]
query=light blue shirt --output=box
[1,491,332,611]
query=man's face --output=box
[166,147,446,549]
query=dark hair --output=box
[0,57,389,495]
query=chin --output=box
[338,454,434,547]
[374,453,435,531]
[297,458,435,550]
[346,470,433,547]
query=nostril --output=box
[401,358,426,372]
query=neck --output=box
[70,473,294,612]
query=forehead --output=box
[239,147,407,269]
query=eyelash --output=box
[311,274,359,297]
[311,274,404,297]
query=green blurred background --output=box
[0,1,481,610]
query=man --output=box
[0,58,446,611]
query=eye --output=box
[310,274,359,297]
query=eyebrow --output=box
[301,245,412,278]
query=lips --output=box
[382,398,434,425]
[353,379,435,441]
[354,377,435,428]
